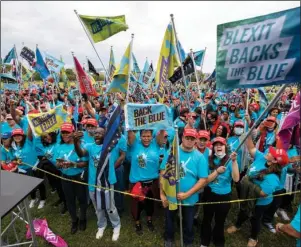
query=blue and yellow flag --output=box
[132,53,141,78]
[108,42,131,93]
[79,15,128,43]
[108,46,116,81]
[161,134,178,210]
[27,105,71,136]
[155,23,180,102]
[19,62,34,81]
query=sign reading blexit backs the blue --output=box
[124,103,173,130]
[216,7,300,91]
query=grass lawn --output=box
[1,181,299,247]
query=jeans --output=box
[164,206,195,245]
[250,204,270,239]
[201,187,231,247]
[89,191,121,229]
[61,173,87,223]
[114,165,125,212]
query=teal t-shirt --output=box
[0,146,14,163]
[208,157,233,195]
[53,143,88,176]
[178,148,208,206]
[34,136,57,165]
[129,137,161,183]
[12,139,38,170]
[1,123,20,133]
[84,143,102,191]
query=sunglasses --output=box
[184,136,196,141]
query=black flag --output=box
[88,59,99,76]
[169,55,194,84]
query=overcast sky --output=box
[1,1,300,73]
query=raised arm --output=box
[73,132,88,157]
[245,135,256,158]
[127,130,136,146]
[10,100,21,124]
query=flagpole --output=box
[225,84,287,166]
[189,49,201,96]
[199,47,207,90]
[174,126,184,247]
[126,33,134,103]
[74,9,111,83]
[170,14,190,111]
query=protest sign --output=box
[45,53,65,73]
[124,103,173,130]
[3,83,19,91]
[216,7,300,91]
[27,105,71,136]
[71,89,80,98]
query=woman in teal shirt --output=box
[127,129,165,235]
[54,123,88,235]
[201,137,239,247]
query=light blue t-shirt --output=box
[34,137,57,165]
[12,139,38,170]
[82,131,95,146]
[247,150,280,205]
[129,137,162,183]
[84,143,102,191]
[291,205,300,247]
[174,117,186,128]
[178,148,208,206]
[208,158,233,195]
[1,123,20,133]
[0,146,14,163]
[109,135,127,185]
[19,117,29,133]
[53,143,88,176]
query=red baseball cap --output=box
[249,103,259,111]
[266,116,277,122]
[12,128,25,136]
[60,123,74,133]
[183,128,198,138]
[269,146,289,166]
[212,137,226,145]
[86,118,98,127]
[28,109,40,114]
[234,120,244,128]
[198,130,210,140]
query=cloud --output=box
[1,1,299,73]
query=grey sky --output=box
[1,1,300,73]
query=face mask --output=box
[215,152,226,159]
[234,127,244,136]
[267,128,274,132]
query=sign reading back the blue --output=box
[216,7,300,91]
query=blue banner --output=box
[216,7,300,90]
[3,83,19,91]
[124,103,173,130]
[45,53,65,73]
[33,47,50,80]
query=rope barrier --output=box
[21,162,300,206]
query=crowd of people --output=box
[0,83,300,247]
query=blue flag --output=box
[33,47,50,80]
[3,48,16,64]
[193,50,205,66]
[177,40,186,62]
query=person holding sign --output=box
[127,129,166,235]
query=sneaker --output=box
[71,219,78,235]
[200,245,208,247]
[226,225,240,234]
[29,199,38,209]
[96,227,106,239]
[274,212,278,218]
[277,209,290,221]
[247,238,258,247]
[135,223,143,236]
[60,204,67,215]
[164,240,175,247]
[262,222,276,234]
[51,188,56,194]
[112,225,121,241]
[37,200,45,209]
[147,220,155,232]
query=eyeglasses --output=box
[184,136,196,141]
